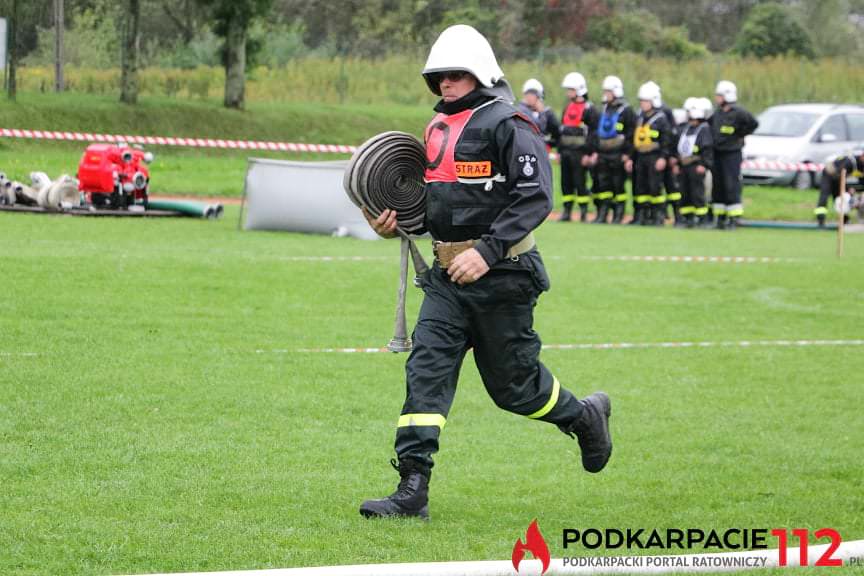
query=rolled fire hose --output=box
[343,131,429,353]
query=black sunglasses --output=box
[431,70,470,84]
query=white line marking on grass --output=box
[124,538,864,575]
[266,255,799,264]
[283,339,864,354]
[0,352,38,357]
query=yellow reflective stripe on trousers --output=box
[667,192,682,201]
[397,413,446,429]
[526,377,560,419]
[814,206,828,215]
[562,194,576,202]
[650,195,667,204]
[614,193,628,202]
[694,206,709,216]
[635,195,651,203]
[575,196,592,204]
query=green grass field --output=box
[1,207,862,576]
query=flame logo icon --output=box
[512,519,551,575]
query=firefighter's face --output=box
[566,88,578,101]
[602,89,614,103]
[523,92,540,107]
[639,99,653,112]
[437,71,477,102]
[714,94,725,107]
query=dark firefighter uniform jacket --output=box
[676,121,714,168]
[632,107,674,159]
[517,102,561,149]
[824,154,864,178]
[558,100,599,154]
[593,98,636,157]
[423,88,552,279]
[710,105,759,153]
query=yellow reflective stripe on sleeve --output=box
[526,377,560,419]
[397,413,446,429]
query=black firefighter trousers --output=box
[394,253,585,468]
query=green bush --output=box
[733,3,815,59]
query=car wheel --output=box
[793,170,813,190]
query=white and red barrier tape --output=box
[0,127,357,154]
[0,127,831,171]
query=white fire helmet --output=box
[637,81,661,106]
[673,107,688,125]
[715,80,737,104]
[522,78,545,99]
[422,24,504,96]
[601,75,624,101]
[684,97,712,120]
[561,72,588,96]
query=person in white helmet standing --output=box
[359,24,613,521]
[627,81,674,226]
[676,97,714,228]
[558,72,600,222]
[594,75,636,224]
[518,78,560,152]
[710,80,758,230]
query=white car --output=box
[742,103,864,189]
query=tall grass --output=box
[13,53,864,113]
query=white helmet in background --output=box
[422,24,505,95]
[522,78,544,99]
[715,80,737,104]
[601,75,624,101]
[561,72,588,96]
[637,81,661,105]
[672,107,688,125]
[683,97,702,119]
[642,80,662,108]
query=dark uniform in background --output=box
[815,152,864,227]
[594,79,635,224]
[710,81,758,230]
[631,100,673,226]
[517,101,560,151]
[360,24,612,521]
[559,98,599,222]
[677,104,714,228]
[658,103,683,224]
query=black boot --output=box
[642,204,653,226]
[727,216,738,231]
[559,392,613,473]
[685,214,695,229]
[628,205,642,225]
[360,458,430,520]
[578,204,589,222]
[654,203,666,226]
[716,214,727,230]
[594,202,609,224]
[673,205,684,227]
[559,202,573,222]
[612,202,625,224]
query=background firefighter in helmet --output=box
[593,75,635,224]
[359,24,613,521]
[626,81,673,226]
[653,86,683,225]
[518,78,560,151]
[675,97,714,228]
[557,72,599,222]
[814,151,864,227]
[710,80,758,230]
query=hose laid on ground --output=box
[147,199,224,219]
[343,131,429,353]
